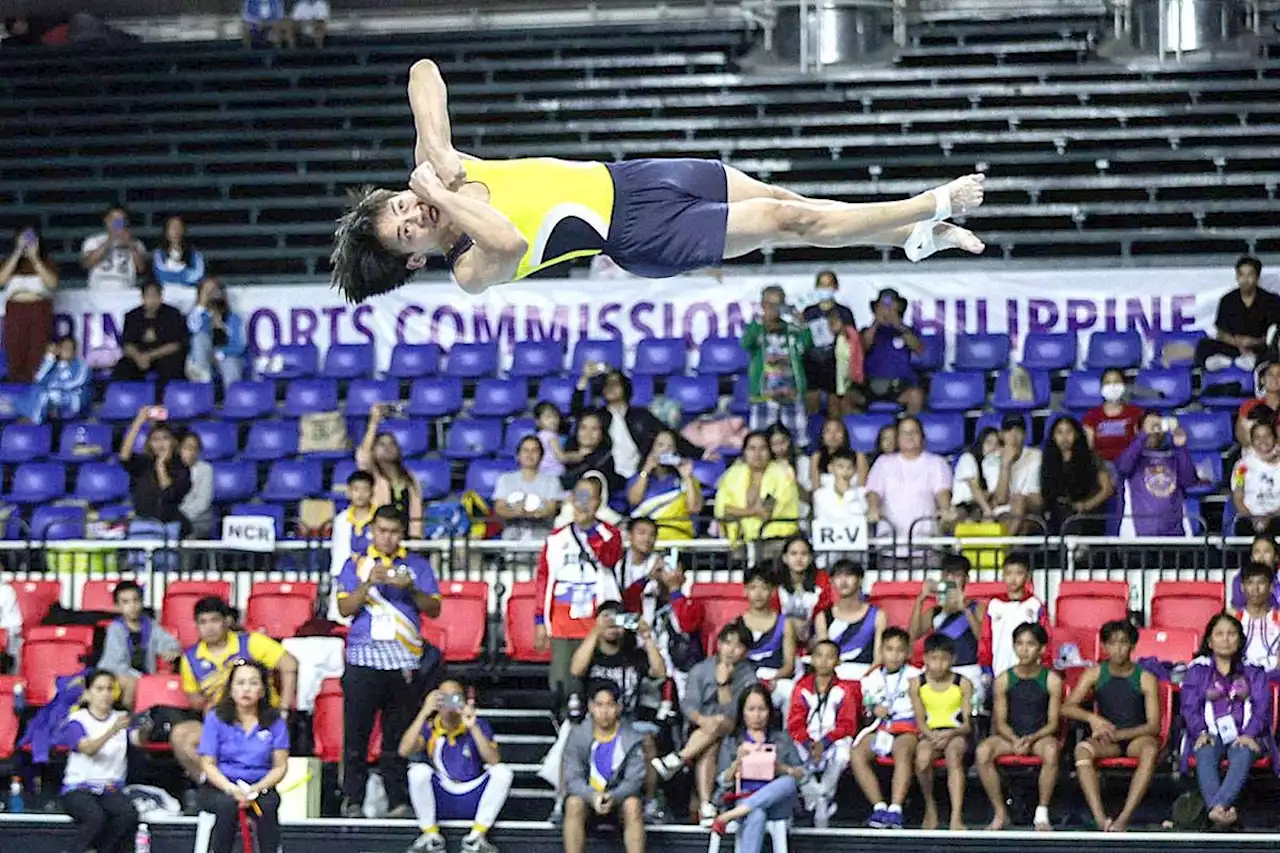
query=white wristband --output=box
[930,186,952,222]
[903,221,937,263]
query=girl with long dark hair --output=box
[359,406,425,538]
[1040,416,1113,535]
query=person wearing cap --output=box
[337,504,444,819]
[992,414,1043,532]
[742,284,813,449]
[861,288,925,414]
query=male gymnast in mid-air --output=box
[331,59,988,301]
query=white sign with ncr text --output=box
[221,516,277,553]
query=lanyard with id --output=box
[873,669,907,756]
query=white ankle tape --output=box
[931,186,952,222]
[903,221,936,263]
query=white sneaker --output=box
[407,833,446,853]
[800,779,823,813]
[1235,353,1258,372]
[814,798,836,829]
[699,802,718,827]
[651,753,684,781]
[1205,354,1233,372]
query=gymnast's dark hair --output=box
[331,185,414,304]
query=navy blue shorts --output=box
[602,158,728,278]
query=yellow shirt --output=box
[713,461,801,543]
[179,631,286,706]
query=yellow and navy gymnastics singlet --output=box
[918,673,965,729]
[460,157,729,280]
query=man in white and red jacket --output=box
[978,552,1052,685]
[785,639,859,828]
[533,475,624,711]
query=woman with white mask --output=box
[1082,368,1145,464]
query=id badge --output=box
[1215,714,1239,744]
[873,728,895,756]
[370,613,397,642]
[569,585,593,620]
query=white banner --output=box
[45,265,1265,370]
[220,515,277,552]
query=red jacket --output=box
[786,672,860,749]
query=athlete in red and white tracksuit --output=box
[786,656,859,827]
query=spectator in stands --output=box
[713,431,801,546]
[739,568,798,708]
[766,423,811,512]
[57,669,141,853]
[1041,416,1113,535]
[978,551,1050,679]
[358,405,425,538]
[292,0,329,47]
[1197,256,1280,372]
[814,560,884,681]
[993,414,1043,531]
[975,622,1062,831]
[802,271,856,416]
[811,448,868,533]
[851,627,919,829]
[400,680,511,853]
[98,580,181,708]
[808,417,860,493]
[330,470,375,580]
[242,0,293,48]
[81,206,147,291]
[1231,535,1280,610]
[573,367,702,483]
[786,639,857,827]
[742,284,812,447]
[19,336,90,424]
[171,597,297,811]
[621,549,704,705]
[113,280,189,392]
[120,409,191,533]
[910,554,982,698]
[0,580,20,670]
[774,535,832,636]
[826,306,865,416]
[1083,369,1144,464]
[337,505,443,819]
[1237,362,1280,449]
[197,660,289,853]
[533,475,624,713]
[186,277,247,386]
[493,435,564,541]
[952,427,1001,521]
[710,683,803,846]
[563,682,646,853]
[534,401,568,478]
[1180,613,1275,829]
[618,517,661,604]
[1,225,58,381]
[178,432,214,540]
[1235,562,1280,671]
[869,423,897,469]
[1232,421,1280,535]
[865,416,956,537]
[627,429,703,541]
[1115,412,1195,536]
[151,216,205,287]
[909,634,972,830]
[558,409,622,494]
[862,288,924,414]
[1062,620,1160,832]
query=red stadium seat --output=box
[0,677,24,760]
[504,581,549,663]
[81,579,126,613]
[161,580,233,648]
[426,580,488,663]
[22,636,91,705]
[244,582,318,640]
[1049,625,1099,665]
[1149,581,1224,632]
[14,580,61,632]
[421,623,449,658]
[692,583,748,654]
[1054,581,1129,632]
[134,675,191,753]
[962,581,1008,603]
[1132,628,1199,664]
[1097,681,1174,770]
[868,581,926,632]
[26,624,94,646]
[312,678,344,763]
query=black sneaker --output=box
[341,799,364,819]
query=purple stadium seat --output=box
[502,418,538,457]
[464,458,517,498]
[99,381,156,421]
[387,344,442,379]
[1201,367,1255,409]
[0,424,51,463]
[842,413,897,454]
[1085,331,1143,370]
[31,505,86,541]
[535,377,575,415]
[162,382,214,421]
[262,343,318,379]
[261,460,323,502]
[323,343,374,379]
[328,460,358,496]
[444,419,503,460]
[406,458,452,501]
[630,374,654,407]
[443,342,498,379]
[471,378,529,418]
[926,372,986,412]
[230,503,286,537]
[691,458,727,489]
[282,379,339,417]
[918,414,966,456]
[729,374,749,416]
[698,337,748,376]
[74,462,131,504]
[1188,453,1223,496]
[345,379,400,416]
[7,462,66,504]
[407,378,463,418]
[572,338,624,375]
[954,334,1011,371]
[1135,368,1192,410]
[1176,412,1234,452]
[634,338,687,376]
[975,411,1031,443]
[910,335,945,372]
[212,461,259,504]
[1153,331,1206,367]
[1021,333,1078,372]
[991,370,1051,411]
[1063,370,1103,411]
[219,381,276,421]
[188,420,238,461]
[510,341,565,379]
[53,423,112,463]
[665,376,718,417]
[378,418,429,458]
[0,383,29,422]
[241,420,298,461]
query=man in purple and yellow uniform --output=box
[337,505,443,819]
[170,597,298,810]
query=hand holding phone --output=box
[147,406,169,421]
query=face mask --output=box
[1100,383,1126,402]
[817,287,836,305]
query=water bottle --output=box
[8,777,23,814]
[566,693,583,724]
[135,822,152,853]
[11,683,24,716]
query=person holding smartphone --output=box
[1114,410,1197,536]
[81,206,147,291]
[120,406,192,534]
[627,429,704,541]
[1,224,58,382]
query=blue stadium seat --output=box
[665,376,718,417]
[1085,331,1143,370]
[1063,370,1103,411]
[345,379,400,416]
[241,420,298,461]
[323,343,374,379]
[1135,368,1192,410]
[991,370,1051,411]
[212,461,259,504]
[509,340,565,379]
[502,418,538,457]
[471,378,529,418]
[443,342,498,379]
[7,462,66,504]
[572,338,624,375]
[926,372,986,412]
[406,458,452,501]
[910,335,945,372]
[219,381,276,421]
[31,505,86,541]
[1188,453,1223,497]
[691,458,727,490]
[1153,331,1206,367]
[188,420,238,461]
[229,502,286,537]
[262,343,318,379]
[328,460,358,497]
[1021,333,1078,371]
[1201,367,1255,409]
[282,378,339,417]
[698,337,748,376]
[261,460,324,502]
[444,419,503,460]
[843,413,897,454]
[379,418,430,458]
[630,374,655,407]
[0,383,28,422]
[74,462,131,504]
[1177,412,1234,452]
[53,423,112,462]
[634,338,688,376]
[0,423,51,463]
[954,334,1011,371]
[975,411,1031,443]
[408,378,463,418]
[163,382,215,421]
[99,381,156,421]
[465,458,517,498]
[919,414,966,456]
[536,377,575,414]
[728,374,750,416]
[387,343,442,379]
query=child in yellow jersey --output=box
[909,633,973,830]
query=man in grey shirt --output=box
[97,580,182,707]
[563,681,646,853]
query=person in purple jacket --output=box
[1230,535,1280,610]
[1180,613,1277,829]
[1114,412,1198,536]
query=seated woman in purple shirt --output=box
[197,660,290,853]
[1114,412,1197,536]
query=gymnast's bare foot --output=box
[933,222,985,254]
[939,174,986,217]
